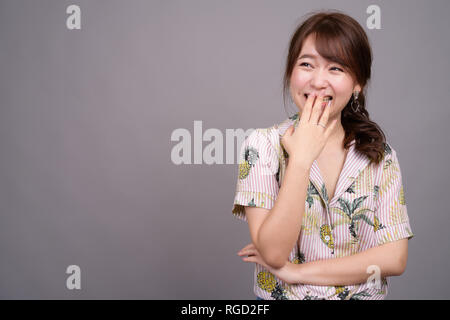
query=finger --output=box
[309,89,327,125]
[242,256,257,263]
[281,125,294,147]
[237,243,255,254]
[299,92,316,124]
[243,256,264,266]
[318,99,332,127]
[238,248,258,256]
[243,256,270,271]
[282,125,294,138]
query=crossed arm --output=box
[238,238,409,286]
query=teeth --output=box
[305,94,332,101]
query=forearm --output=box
[286,242,405,286]
[257,161,310,268]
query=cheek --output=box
[335,92,353,107]
[330,96,350,115]
[290,71,309,91]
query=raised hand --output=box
[281,89,339,169]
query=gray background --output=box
[0,0,449,299]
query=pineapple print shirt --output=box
[231,114,414,300]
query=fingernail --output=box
[327,100,332,108]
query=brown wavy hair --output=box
[282,9,386,164]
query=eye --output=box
[299,62,311,67]
[331,67,344,72]
[299,62,344,72]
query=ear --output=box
[354,84,362,93]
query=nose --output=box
[309,69,330,90]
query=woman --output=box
[231,10,414,300]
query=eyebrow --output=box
[297,54,317,60]
[297,54,345,68]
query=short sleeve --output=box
[231,128,280,222]
[374,146,414,246]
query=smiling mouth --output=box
[304,94,333,101]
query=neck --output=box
[324,117,346,152]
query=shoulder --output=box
[240,115,294,160]
[381,141,399,163]
[254,114,297,148]
[241,128,277,165]
[244,114,297,157]
[273,113,298,138]
[376,141,404,177]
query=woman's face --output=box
[290,34,361,119]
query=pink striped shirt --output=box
[231,114,414,300]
